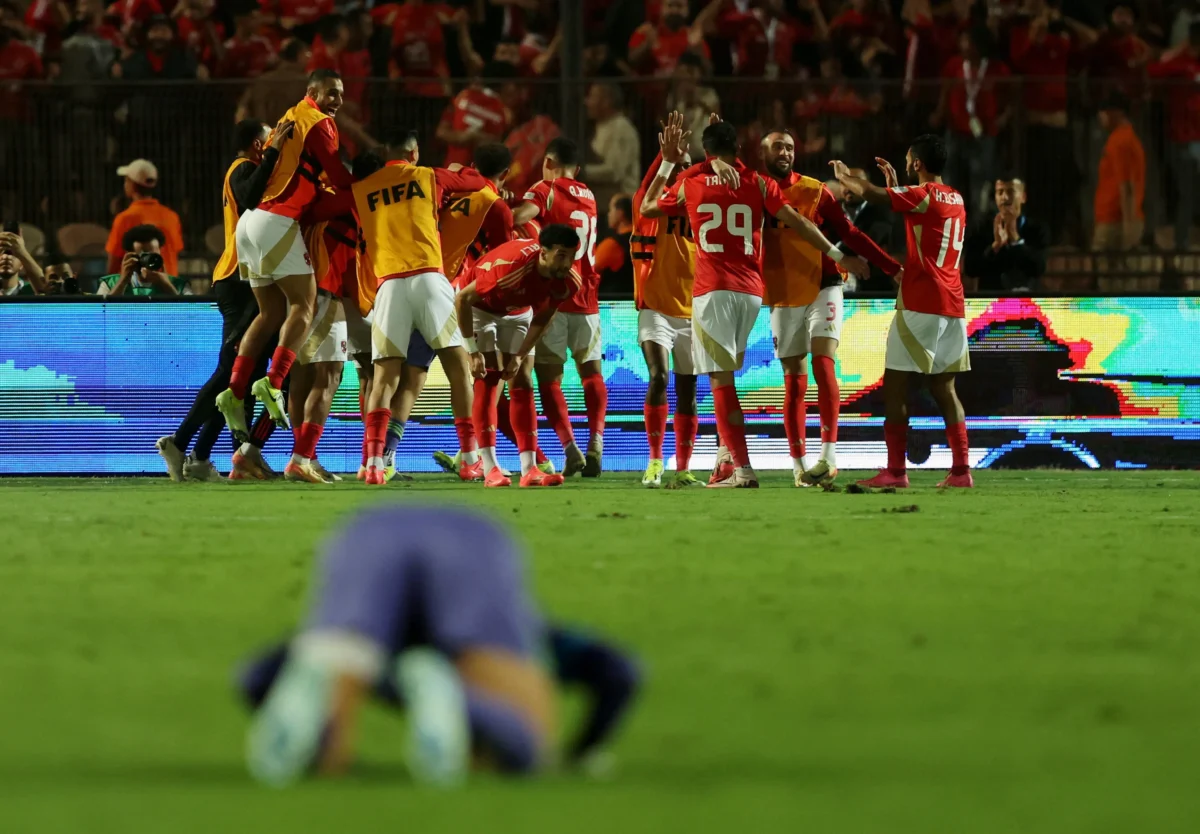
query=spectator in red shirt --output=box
[1149,22,1200,250]
[694,0,824,80]
[627,0,709,77]
[1088,1,1152,101]
[504,107,561,198]
[217,7,275,79]
[830,0,884,42]
[108,0,163,35]
[258,0,333,36]
[388,0,459,98]
[24,0,72,56]
[174,0,224,75]
[0,9,45,223]
[436,62,516,168]
[901,0,969,104]
[932,26,1010,214]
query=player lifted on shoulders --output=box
[641,113,868,488]
[752,130,900,487]
[454,227,581,487]
[512,138,606,478]
[832,134,973,488]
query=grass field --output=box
[3,470,1200,833]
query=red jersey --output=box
[628,23,710,76]
[176,15,225,71]
[260,108,353,220]
[887,183,966,318]
[439,87,512,168]
[520,178,599,315]
[942,56,1010,137]
[390,2,454,97]
[258,0,333,24]
[718,8,807,78]
[657,159,785,298]
[1148,53,1200,144]
[1008,25,1071,114]
[217,33,275,78]
[324,218,358,298]
[0,40,43,121]
[504,115,560,196]
[470,238,581,316]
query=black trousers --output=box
[1025,124,1077,245]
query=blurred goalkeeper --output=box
[237,504,641,785]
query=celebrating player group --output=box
[156,68,974,490]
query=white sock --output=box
[367,455,384,470]
[716,445,731,464]
[793,456,810,476]
[238,442,254,457]
[520,450,537,475]
[461,449,480,465]
[821,442,837,467]
[480,446,499,471]
[290,452,309,466]
[735,465,755,478]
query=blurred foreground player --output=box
[832,135,973,488]
[238,504,640,785]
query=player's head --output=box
[905,134,947,182]
[318,13,351,50]
[473,142,512,185]
[387,129,420,164]
[235,119,270,162]
[701,121,739,161]
[307,69,344,117]
[994,175,1026,213]
[1109,1,1136,34]
[537,224,580,278]
[352,150,385,180]
[608,193,633,229]
[279,38,310,69]
[662,0,689,30]
[760,129,796,178]
[1098,96,1129,131]
[958,26,991,61]
[543,137,580,180]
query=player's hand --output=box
[829,159,851,181]
[658,111,690,165]
[270,119,296,149]
[469,351,486,380]
[635,22,658,46]
[708,112,721,126]
[893,267,903,286]
[710,157,740,188]
[501,355,520,380]
[842,255,869,276]
[120,252,140,279]
[875,157,899,188]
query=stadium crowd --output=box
[2,0,1200,297]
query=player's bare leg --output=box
[510,356,564,488]
[577,358,606,477]
[436,345,483,481]
[640,342,670,487]
[801,336,841,487]
[363,357,404,484]
[779,353,813,486]
[376,363,424,482]
[707,370,758,489]
[928,372,973,488]
[859,369,911,488]
[671,371,699,487]
[286,362,342,484]
[535,360,586,475]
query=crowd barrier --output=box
[2,296,1197,475]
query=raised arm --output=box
[773,205,869,277]
[830,159,893,207]
[639,111,690,219]
[814,187,899,275]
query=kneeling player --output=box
[239,503,640,784]
[454,226,582,487]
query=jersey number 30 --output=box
[569,210,598,266]
[934,217,965,270]
[697,203,754,255]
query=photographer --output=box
[0,227,46,295]
[42,260,83,295]
[97,224,184,296]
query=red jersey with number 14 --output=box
[470,238,582,316]
[887,183,966,318]
[521,178,598,315]
[657,159,786,298]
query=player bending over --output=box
[641,113,867,488]
[455,227,582,487]
[832,134,973,488]
[238,504,640,784]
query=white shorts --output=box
[474,307,533,356]
[236,209,312,287]
[536,311,602,364]
[885,310,971,375]
[298,292,348,365]
[371,272,462,362]
[343,298,372,361]
[770,285,844,359]
[691,290,761,374]
[637,309,694,376]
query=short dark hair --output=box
[908,134,948,176]
[611,194,633,219]
[352,151,385,180]
[701,122,739,157]
[481,61,518,81]
[319,13,349,41]
[388,129,420,153]
[279,38,306,63]
[473,143,512,179]
[234,119,267,153]
[145,13,173,34]
[122,224,166,252]
[676,51,705,72]
[539,223,580,250]
[994,171,1023,185]
[545,137,580,169]
[308,68,341,86]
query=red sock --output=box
[581,373,607,442]
[812,355,840,444]
[536,446,548,464]
[454,416,478,454]
[364,408,390,464]
[783,373,807,460]
[495,387,516,447]
[884,419,908,476]
[473,372,500,449]
[229,355,255,400]
[674,412,697,471]
[539,378,575,448]
[644,402,668,459]
[291,424,301,451]
[711,384,750,468]
[294,421,324,459]
[946,420,969,476]
[267,346,296,390]
[509,385,538,452]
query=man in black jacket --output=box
[832,168,899,292]
[156,118,292,482]
[964,176,1049,294]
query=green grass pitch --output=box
[3,471,1200,833]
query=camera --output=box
[136,251,165,272]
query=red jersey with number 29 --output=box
[521,178,599,315]
[887,183,967,318]
[657,159,786,298]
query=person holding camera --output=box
[0,227,46,295]
[42,260,82,295]
[97,224,184,296]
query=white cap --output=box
[117,159,159,188]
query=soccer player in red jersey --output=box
[454,227,582,488]
[832,134,974,489]
[641,113,868,488]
